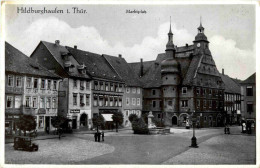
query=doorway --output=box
[45,116,50,134]
[172,116,178,125]
[72,117,77,129]
[80,113,88,128]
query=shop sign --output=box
[13,115,19,119]
[38,108,46,114]
[70,109,80,113]
[7,115,13,119]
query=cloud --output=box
[6,16,255,80]
[209,35,255,80]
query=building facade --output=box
[5,42,61,135]
[130,22,225,127]
[240,73,256,124]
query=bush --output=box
[142,113,148,124]
[153,119,165,127]
[128,114,138,123]
[112,112,124,132]
[132,118,149,134]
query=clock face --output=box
[197,43,201,47]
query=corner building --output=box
[130,22,225,127]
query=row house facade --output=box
[130,22,225,127]
[220,70,242,125]
[5,42,61,135]
[240,73,256,124]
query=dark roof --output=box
[5,42,61,79]
[66,46,122,82]
[241,73,256,84]
[41,41,90,79]
[103,54,142,87]
[220,74,240,94]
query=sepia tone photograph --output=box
[1,1,257,167]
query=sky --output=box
[4,4,256,80]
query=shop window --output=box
[47,80,51,90]
[126,98,130,106]
[86,94,90,106]
[26,77,32,88]
[14,96,22,108]
[137,98,140,106]
[38,116,44,128]
[7,75,14,87]
[246,86,253,96]
[16,76,22,87]
[6,96,13,108]
[132,98,136,105]
[73,93,77,105]
[181,100,188,107]
[182,87,187,94]
[53,80,57,90]
[32,97,37,108]
[34,78,38,88]
[52,98,57,108]
[40,97,45,108]
[41,79,46,89]
[46,98,51,108]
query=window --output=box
[86,94,90,106]
[16,76,22,87]
[115,84,118,92]
[47,80,51,90]
[126,87,130,93]
[80,81,84,90]
[216,90,218,97]
[132,98,136,105]
[7,75,14,87]
[74,80,77,88]
[53,80,57,90]
[105,82,109,91]
[110,83,114,91]
[25,96,31,107]
[168,100,172,106]
[247,102,253,113]
[181,100,188,107]
[126,98,130,105]
[100,82,104,90]
[38,116,44,128]
[216,101,219,109]
[220,101,223,109]
[196,88,200,95]
[158,113,161,119]
[137,98,140,106]
[246,86,253,96]
[137,88,141,94]
[197,100,200,108]
[109,96,114,106]
[119,97,122,107]
[203,100,206,108]
[40,97,45,108]
[126,110,129,116]
[86,81,90,90]
[119,84,123,92]
[99,95,103,106]
[14,96,21,108]
[32,97,37,108]
[182,87,187,94]
[26,77,32,88]
[203,89,206,95]
[73,93,77,105]
[114,96,118,106]
[80,94,84,106]
[152,90,156,95]
[52,98,57,108]
[209,100,212,108]
[152,100,156,108]
[41,79,45,89]
[6,96,13,108]
[132,87,136,93]
[34,78,38,88]
[46,98,51,108]
[209,89,212,95]
[204,116,207,121]
[93,94,98,106]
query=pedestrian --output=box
[242,122,246,133]
[102,131,104,141]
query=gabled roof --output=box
[66,46,122,82]
[241,73,256,84]
[41,41,90,79]
[5,42,61,79]
[103,54,142,87]
[220,74,240,94]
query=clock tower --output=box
[193,19,209,51]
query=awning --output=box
[102,114,113,122]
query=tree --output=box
[92,114,105,132]
[112,112,124,132]
[16,115,36,136]
[132,117,149,134]
[51,116,67,130]
[128,114,138,123]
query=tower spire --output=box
[169,16,173,34]
[166,16,175,52]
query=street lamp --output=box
[190,111,198,148]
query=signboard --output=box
[70,109,80,113]
[38,108,46,114]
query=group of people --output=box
[241,121,254,134]
[94,130,105,142]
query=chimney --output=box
[74,45,77,49]
[118,54,122,58]
[55,40,60,45]
[222,68,224,75]
[140,58,144,77]
[186,43,188,47]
